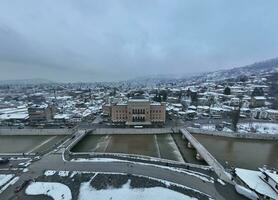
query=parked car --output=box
[0,158,9,164]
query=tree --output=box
[190,92,198,106]
[223,87,231,95]
[153,91,162,102]
[251,87,264,97]
[160,90,168,102]
[230,100,242,132]
[238,75,248,82]
[230,108,240,132]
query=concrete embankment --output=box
[91,128,176,135]
[0,128,71,136]
[187,127,278,140]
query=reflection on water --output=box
[72,134,184,162]
[193,134,278,170]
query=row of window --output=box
[115,115,127,120]
[132,109,145,114]
[132,116,145,122]
[115,109,162,114]
[114,115,163,119]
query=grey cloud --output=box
[0,0,278,82]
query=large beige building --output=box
[103,99,166,126]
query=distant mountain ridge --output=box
[195,57,278,81]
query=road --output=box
[1,153,247,200]
[0,128,247,200]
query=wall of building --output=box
[109,100,166,125]
[150,103,166,123]
[111,104,127,122]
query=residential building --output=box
[251,96,266,107]
[28,104,56,124]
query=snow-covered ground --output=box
[238,122,278,134]
[0,174,14,188]
[0,176,19,194]
[26,182,72,200]
[78,179,197,200]
[201,122,278,134]
[235,168,278,199]
[72,158,124,162]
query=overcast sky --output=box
[0,0,278,82]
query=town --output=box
[1,1,278,199]
[0,59,277,200]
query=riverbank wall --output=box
[187,127,278,140]
[0,128,71,136]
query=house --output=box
[265,109,278,121]
[251,96,266,107]
[102,104,112,117]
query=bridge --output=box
[180,128,233,184]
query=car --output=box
[14,180,32,193]
[0,158,9,164]
[32,156,41,161]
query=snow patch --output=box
[0,174,14,187]
[236,168,278,199]
[26,182,72,200]
[0,176,19,194]
[217,178,226,186]
[78,179,197,200]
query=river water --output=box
[193,134,278,170]
[72,133,277,169]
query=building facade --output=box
[28,104,56,125]
[103,99,166,126]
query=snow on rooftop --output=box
[253,96,266,100]
[172,103,183,107]
[235,168,278,199]
[26,182,72,200]
[54,114,70,120]
[128,99,149,102]
[0,112,28,120]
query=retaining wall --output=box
[187,127,278,140]
[0,128,72,136]
[91,128,176,135]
